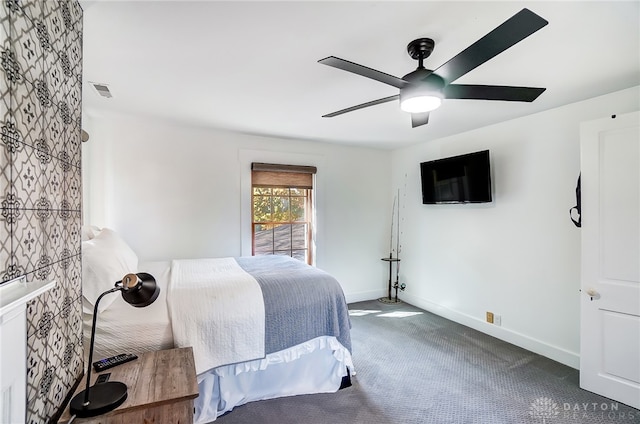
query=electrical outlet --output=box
[494,315,502,326]
[486,311,494,324]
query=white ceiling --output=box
[80,1,640,150]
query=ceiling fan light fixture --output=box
[318,8,549,127]
[399,73,445,114]
[400,94,442,113]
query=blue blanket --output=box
[236,255,352,354]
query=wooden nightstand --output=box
[59,347,198,423]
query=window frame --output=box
[251,186,313,264]
[250,163,316,265]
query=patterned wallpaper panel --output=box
[1,1,84,422]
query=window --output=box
[251,163,316,264]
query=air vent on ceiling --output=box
[90,82,113,98]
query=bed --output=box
[80,227,353,423]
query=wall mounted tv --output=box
[420,150,492,204]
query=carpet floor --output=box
[215,299,639,424]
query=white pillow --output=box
[81,225,101,241]
[82,228,139,312]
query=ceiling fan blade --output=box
[319,56,409,89]
[411,112,430,128]
[444,84,546,102]
[322,95,399,118]
[434,8,548,84]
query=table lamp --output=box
[69,272,160,417]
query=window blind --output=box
[251,163,317,189]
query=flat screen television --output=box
[420,150,492,204]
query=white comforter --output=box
[168,257,266,374]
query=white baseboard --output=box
[345,289,386,304]
[392,293,580,369]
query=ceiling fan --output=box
[319,8,548,128]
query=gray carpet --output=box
[216,300,639,424]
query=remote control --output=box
[93,353,138,372]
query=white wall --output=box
[391,86,640,368]
[83,86,639,368]
[82,113,392,303]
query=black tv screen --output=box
[420,150,492,204]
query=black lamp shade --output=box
[121,272,160,307]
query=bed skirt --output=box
[194,336,354,423]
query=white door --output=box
[580,111,640,409]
